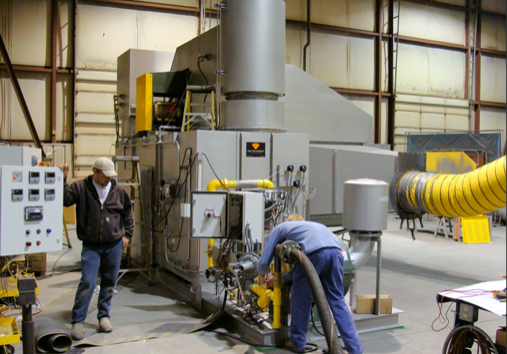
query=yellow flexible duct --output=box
[396,156,506,217]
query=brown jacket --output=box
[63,176,134,246]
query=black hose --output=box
[287,248,343,354]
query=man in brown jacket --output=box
[60,157,134,340]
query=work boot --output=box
[71,323,84,340]
[285,338,305,353]
[99,318,113,333]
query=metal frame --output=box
[2,1,504,147]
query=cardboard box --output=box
[63,205,76,224]
[354,294,393,314]
[26,253,46,276]
[497,327,506,349]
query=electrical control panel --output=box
[190,191,227,238]
[0,166,64,256]
[227,191,264,249]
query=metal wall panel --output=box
[0,72,50,141]
[482,0,507,14]
[481,55,507,103]
[136,0,198,7]
[482,13,507,52]
[137,11,197,52]
[397,43,465,98]
[311,31,374,90]
[436,0,466,6]
[286,0,375,32]
[57,0,74,68]
[56,74,73,141]
[399,1,465,45]
[480,108,506,150]
[286,26,305,68]
[11,0,50,66]
[77,5,138,70]
[394,94,469,152]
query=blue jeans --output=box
[72,239,123,323]
[290,248,363,354]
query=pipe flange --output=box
[276,240,300,263]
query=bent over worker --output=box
[59,157,134,340]
[257,214,363,354]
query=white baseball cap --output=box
[93,157,117,177]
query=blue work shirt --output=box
[257,221,342,277]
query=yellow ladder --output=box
[181,85,217,131]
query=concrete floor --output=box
[13,213,506,354]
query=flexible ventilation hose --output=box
[395,156,506,217]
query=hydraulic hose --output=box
[277,243,343,354]
[394,155,506,217]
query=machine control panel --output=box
[11,189,23,201]
[0,166,63,256]
[45,189,56,201]
[45,171,56,184]
[25,207,43,221]
[28,189,40,201]
[29,171,40,184]
[190,191,227,238]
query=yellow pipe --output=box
[397,156,506,217]
[252,284,273,311]
[272,272,282,329]
[205,239,214,268]
[206,178,274,192]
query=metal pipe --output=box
[302,0,311,72]
[22,305,35,354]
[348,235,375,270]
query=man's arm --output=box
[257,227,284,277]
[121,190,135,240]
[58,164,78,206]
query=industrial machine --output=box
[115,0,399,348]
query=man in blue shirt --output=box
[258,214,363,354]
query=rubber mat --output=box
[72,319,209,347]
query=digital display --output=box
[30,189,39,195]
[46,189,54,195]
[46,172,55,178]
[30,172,40,177]
[13,190,22,195]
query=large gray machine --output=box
[116,0,399,346]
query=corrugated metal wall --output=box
[0,0,505,168]
[0,0,73,166]
[73,3,197,177]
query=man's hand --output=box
[265,277,274,288]
[58,164,70,178]
[122,237,129,248]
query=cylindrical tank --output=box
[343,179,389,231]
[219,0,286,131]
